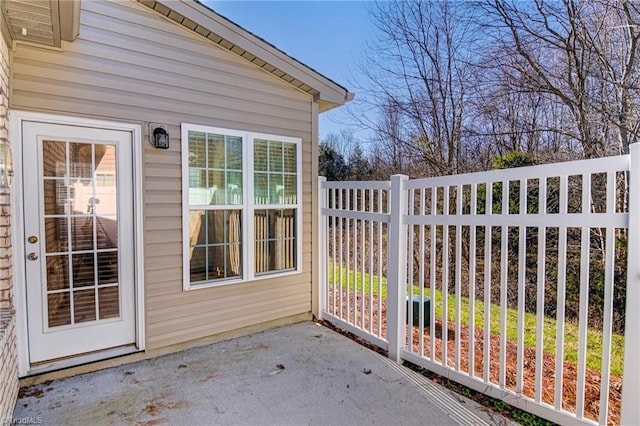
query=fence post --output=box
[622,144,640,425]
[317,176,327,321]
[387,174,409,362]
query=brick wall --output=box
[0,312,17,423]
[0,21,19,425]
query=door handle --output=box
[27,252,39,261]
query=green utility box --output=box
[406,295,431,327]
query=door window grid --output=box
[42,140,120,328]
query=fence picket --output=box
[576,173,591,419]
[408,190,416,348]
[443,186,450,367]
[516,179,527,394]
[555,175,568,411]
[455,185,463,372]
[419,188,426,357]
[469,183,477,378]
[484,182,492,385]
[535,177,547,403]
[622,144,640,425]
[499,181,509,389]
[430,187,437,362]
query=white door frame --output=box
[10,110,145,376]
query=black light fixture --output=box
[149,123,169,149]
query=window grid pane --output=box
[254,140,297,205]
[189,209,242,283]
[188,131,243,206]
[254,209,296,274]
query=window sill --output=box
[184,268,303,291]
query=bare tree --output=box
[354,1,480,177]
[482,0,640,157]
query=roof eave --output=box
[145,0,352,108]
[318,92,355,113]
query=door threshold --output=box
[27,345,140,376]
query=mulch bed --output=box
[325,290,621,425]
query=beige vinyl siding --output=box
[10,0,316,349]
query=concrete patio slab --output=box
[13,322,512,425]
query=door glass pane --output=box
[70,216,94,250]
[69,180,93,213]
[44,180,67,215]
[94,145,117,216]
[96,216,118,249]
[46,255,69,291]
[73,289,96,323]
[69,143,92,179]
[48,293,71,327]
[72,253,95,287]
[97,252,118,285]
[45,217,68,253]
[43,141,66,177]
[98,287,119,319]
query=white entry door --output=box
[23,122,136,364]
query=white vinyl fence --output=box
[318,146,640,426]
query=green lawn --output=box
[327,262,625,376]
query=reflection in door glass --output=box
[42,140,120,328]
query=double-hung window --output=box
[181,124,302,290]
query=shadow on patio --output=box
[12,322,511,425]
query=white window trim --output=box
[181,123,303,291]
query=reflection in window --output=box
[41,140,121,327]
[189,210,242,282]
[255,209,296,274]
[183,125,300,288]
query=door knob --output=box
[27,235,38,244]
[27,253,39,261]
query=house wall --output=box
[10,0,315,351]
[0,15,19,422]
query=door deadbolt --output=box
[27,253,39,261]
[27,236,38,244]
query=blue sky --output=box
[205,1,375,142]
